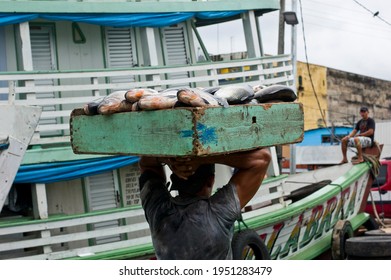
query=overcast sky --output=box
[198,0,391,81]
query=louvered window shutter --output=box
[162,24,191,87]
[30,25,60,136]
[85,171,122,245]
[104,27,137,87]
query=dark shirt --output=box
[139,170,241,260]
[355,117,375,143]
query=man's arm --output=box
[349,129,358,137]
[138,157,171,227]
[220,149,271,209]
[342,128,357,141]
[357,128,374,137]
[168,149,271,209]
[139,156,166,180]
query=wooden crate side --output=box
[193,103,304,155]
[70,103,304,157]
[71,108,195,156]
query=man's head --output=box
[170,164,215,196]
[360,106,369,119]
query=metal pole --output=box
[290,0,298,174]
[276,0,286,174]
[278,0,286,54]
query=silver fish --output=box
[97,91,127,115]
[248,99,260,105]
[84,99,103,115]
[252,84,267,93]
[104,90,127,100]
[254,85,297,103]
[177,88,208,107]
[177,88,228,107]
[191,88,228,107]
[201,86,221,95]
[214,84,254,104]
[159,90,179,99]
[160,87,184,93]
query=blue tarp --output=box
[14,156,139,184]
[0,11,243,27]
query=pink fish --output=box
[137,95,177,110]
[177,88,208,107]
[125,88,159,103]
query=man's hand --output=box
[140,149,271,209]
[166,157,200,180]
[139,156,167,180]
[357,128,374,137]
[168,149,272,208]
[139,156,202,180]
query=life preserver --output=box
[231,229,270,260]
[331,220,354,260]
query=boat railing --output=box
[0,175,294,260]
[0,54,293,147]
[0,206,154,260]
[243,178,292,218]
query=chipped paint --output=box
[70,103,304,157]
[262,103,273,110]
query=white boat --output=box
[1,0,378,260]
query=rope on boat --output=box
[367,158,390,231]
[363,153,381,179]
[364,151,390,231]
[369,192,387,228]
[350,141,382,168]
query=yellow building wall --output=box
[281,62,328,163]
[296,61,328,131]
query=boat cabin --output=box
[0,0,297,259]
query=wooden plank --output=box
[0,55,291,81]
[30,136,70,145]
[192,103,303,155]
[70,102,304,157]
[0,65,291,95]
[9,66,290,94]
[71,107,195,156]
[14,237,153,260]
[0,223,149,252]
[0,208,145,235]
[0,105,41,211]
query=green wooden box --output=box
[70,103,304,157]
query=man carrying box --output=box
[138,149,271,260]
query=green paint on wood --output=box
[70,103,304,157]
[241,163,370,230]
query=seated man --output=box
[340,106,375,164]
[138,149,271,260]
